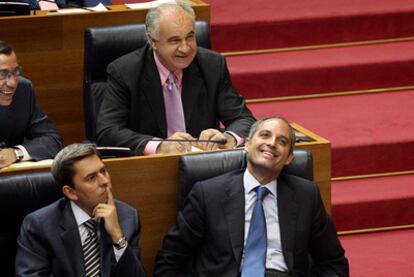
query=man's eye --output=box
[85,175,96,182]
[169,39,181,44]
[0,70,8,78]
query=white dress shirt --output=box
[242,169,288,271]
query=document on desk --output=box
[126,0,175,9]
[52,2,107,13]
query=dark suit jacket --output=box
[96,45,255,155]
[154,169,349,277]
[15,198,146,277]
[0,77,63,161]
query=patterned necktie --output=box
[82,219,100,277]
[241,186,270,277]
[164,72,186,137]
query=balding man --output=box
[97,0,255,155]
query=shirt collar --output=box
[243,168,277,196]
[70,201,92,227]
[153,51,183,88]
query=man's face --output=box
[245,118,294,181]
[0,52,20,106]
[64,154,111,216]
[149,9,197,71]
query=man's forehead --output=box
[0,52,18,67]
[255,118,291,137]
[160,10,194,31]
[73,155,103,173]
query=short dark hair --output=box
[247,116,296,154]
[0,40,13,55]
[51,143,100,188]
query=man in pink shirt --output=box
[96,0,255,155]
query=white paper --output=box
[53,2,107,14]
[126,0,175,10]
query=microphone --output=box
[150,138,228,145]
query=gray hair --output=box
[145,0,196,43]
[247,116,296,154]
[51,143,100,188]
[0,40,13,55]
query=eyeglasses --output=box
[0,66,22,81]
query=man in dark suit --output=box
[15,143,146,277]
[96,1,255,155]
[155,117,349,276]
[0,40,63,168]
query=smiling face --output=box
[62,154,111,216]
[149,7,197,72]
[0,51,19,106]
[245,118,294,184]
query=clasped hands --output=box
[0,148,18,168]
[156,128,237,154]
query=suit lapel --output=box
[277,175,299,272]
[141,50,168,137]
[59,200,84,277]
[182,60,204,128]
[222,171,245,265]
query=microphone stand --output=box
[150,138,228,145]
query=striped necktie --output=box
[82,219,101,277]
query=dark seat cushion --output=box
[0,172,62,277]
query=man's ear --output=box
[147,33,157,49]
[285,152,295,166]
[62,185,78,201]
[244,139,250,152]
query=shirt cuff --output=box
[113,241,128,262]
[143,140,162,155]
[15,145,32,161]
[225,131,245,147]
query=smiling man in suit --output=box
[0,40,63,168]
[154,117,349,277]
[15,143,146,277]
[96,0,255,155]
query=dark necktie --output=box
[82,219,101,277]
[242,186,270,277]
[164,72,186,137]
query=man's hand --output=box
[93,187,124,243]
[156,132,194,154]
[0,148,18,168]
[198,129,237,150]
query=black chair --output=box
[0,2,31,16]
[178,148,313,210]
[0,172,62,277]
[83,21,211,142]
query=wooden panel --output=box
[0,0,210,144]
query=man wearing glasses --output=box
[0,40,63,168]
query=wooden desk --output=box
[0,124,330,275]
[0,0,209,144]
